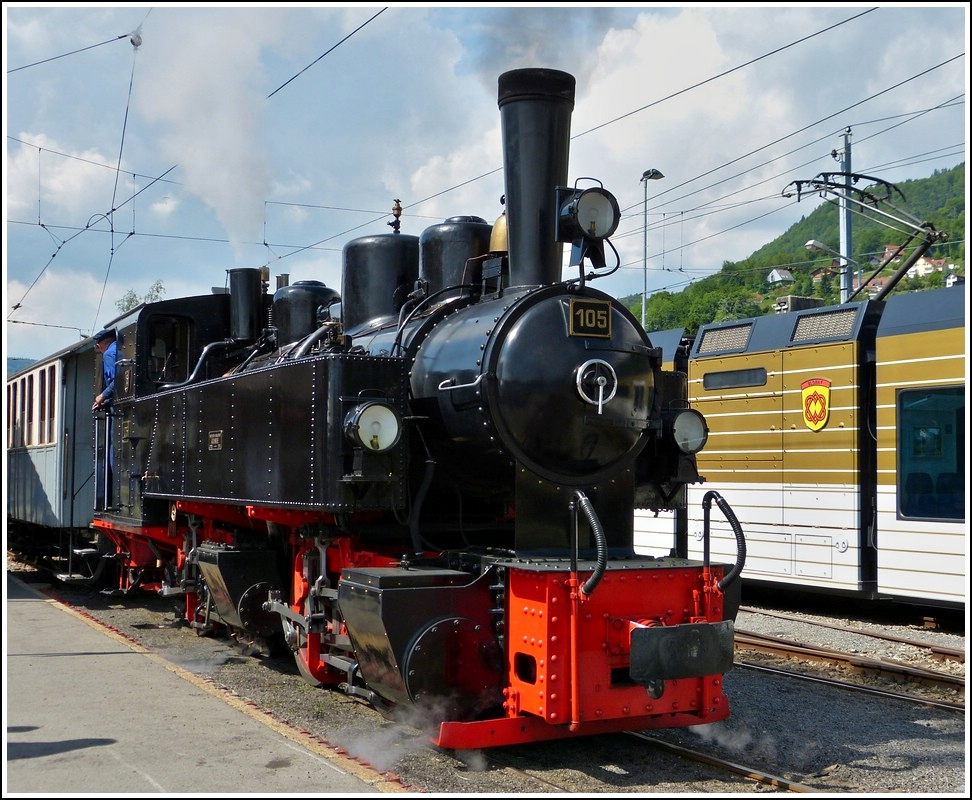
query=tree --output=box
[116,280,165,313]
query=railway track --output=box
[7,559,966,793]
[736,661,963,713]
[734,627,966,698]
[738,605,965,663]
[625,732,827,792]
[486,730,830,793]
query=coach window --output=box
[46,365,57,443]
[38,367,48,444]
[17,379,24,446]
[897,386,964,520]
[7,383,17,448]
[25,374,35,446]
[20,378,27,446]
[702,367,768,391]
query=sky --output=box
[4,3,969,360]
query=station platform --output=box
[4,571,402,796]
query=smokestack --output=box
[497,68,575,287]
[228,267,263,342]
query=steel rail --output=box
[626,731,825,792]
[738,606,964,663]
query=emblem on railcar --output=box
[801,378,831,431]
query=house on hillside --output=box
[767,268,794,286]
[774,295,824,313]
[878,247,956,278]
[880,244,905,264]
[852,276,893,297]
[811,266,836,283]
[906,255,949,279]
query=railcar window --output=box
[897,386,965,520]
[19,378,26,446]
[702,367,768,391]
[6,383,16,448]
[46,365,56,443]
[25,374,34,446]
[38,368,47,444]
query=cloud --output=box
[131,9,290,259]
[4,6,966,361]
[7,133,120,221]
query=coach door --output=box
[780,338,866,585]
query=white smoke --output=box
[132,9,291,261]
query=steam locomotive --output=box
[7,68,744,750]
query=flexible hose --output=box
[702,490,747,590]
[574,490,607,597]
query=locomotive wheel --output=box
[291,625,323,687]
[282,597,330,686]
[193,606,216,637]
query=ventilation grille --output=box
[791,307,858,343]
[696,323,752,354]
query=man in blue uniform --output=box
[92,328,117,506]
[92,328,117,411]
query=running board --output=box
[55,572,99,584]
[56,549,104,583]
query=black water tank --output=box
[272,280,340,346]
[419,216,492,298]
[342,234,419,334]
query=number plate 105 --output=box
[569,297,612,338]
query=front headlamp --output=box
[557,185,620,242]
[671,409,709,454]
[344,401,402,453]
[556,183,621,269]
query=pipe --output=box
[567,489,608,731]
[292,321,342,360]
[161,340,235,389]
[702,490,746,590]
[574,490,607,598]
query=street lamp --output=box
[805,240,859,303]
[641,168,665,328]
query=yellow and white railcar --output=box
[645,287,965,609]
[872,288,965,606]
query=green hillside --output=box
[626,163,965,334]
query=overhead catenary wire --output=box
[6,6,386,325]
[6,33,130,73]
[4,7,965,335]
[266,7,388,99]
